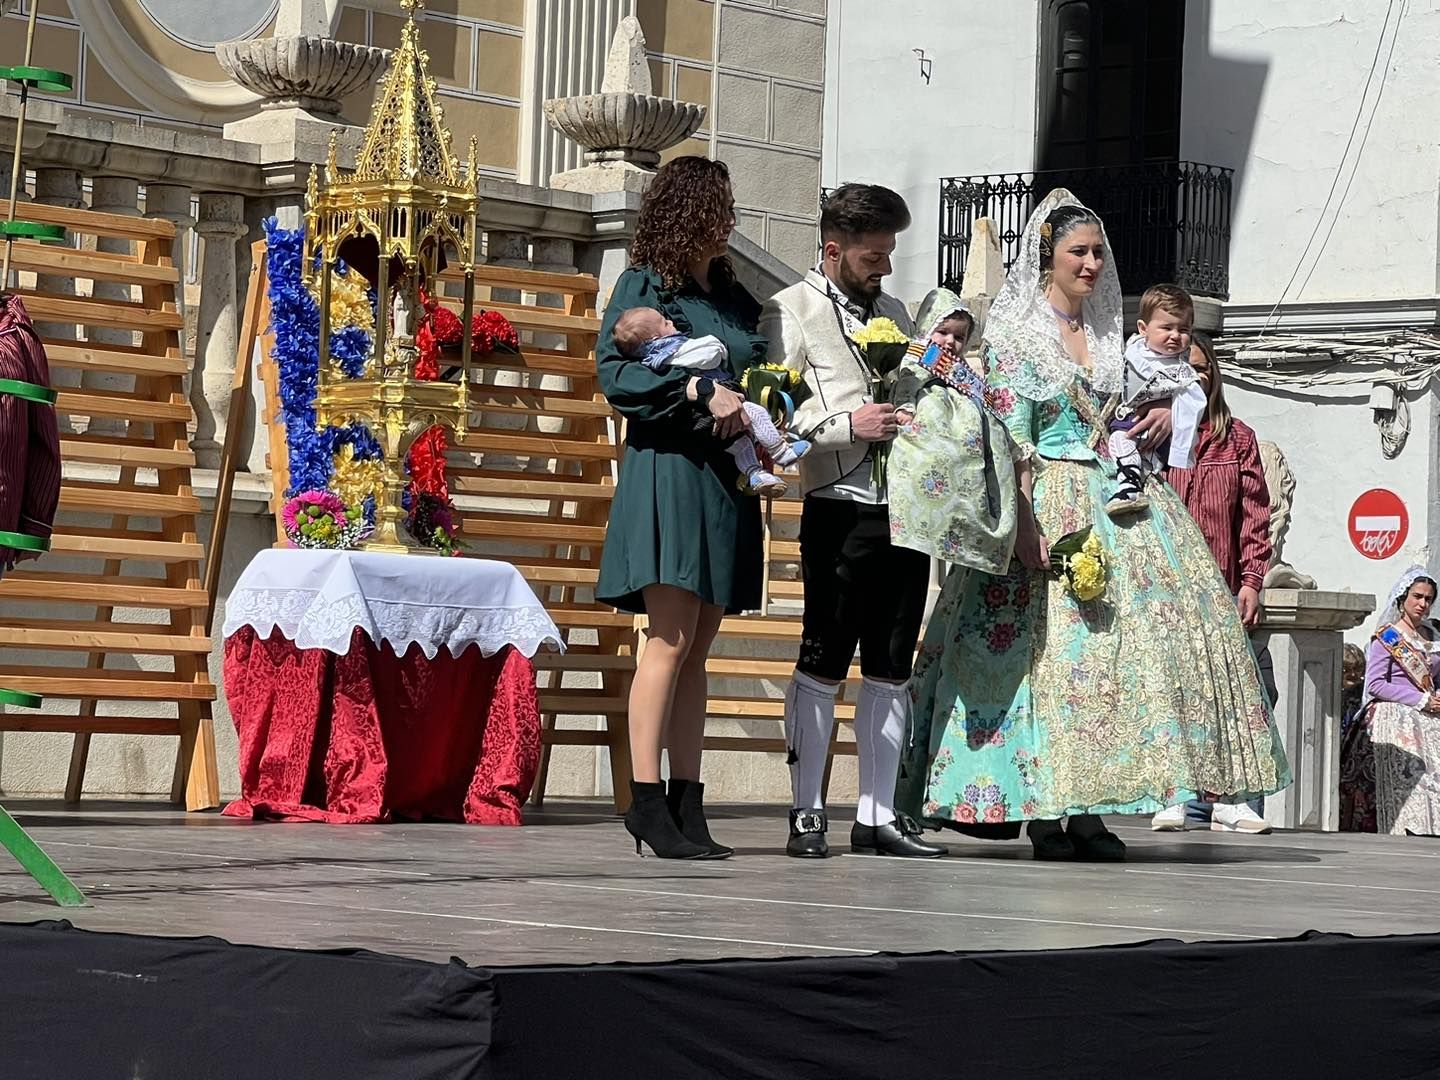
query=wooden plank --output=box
[7,200,177,242]
[459,298,600,334]
[0,575,208,609]
[466,391,611,419]
[451,475,614,501]
[0,671,212,701]
[59,486,202,517]
[0,716,184,735]
[459,431,616,461]
[6,243,180,285]
[43,341,189,376]
[460,518,607,544]
[704,736,857,755]
[546,608,638,629]
[58,439,195,470]
[468,350,594,379]
[22,291,183,333]
[512,564,600,585]
[47,533,205,563]
[55,389,191,424]
[0,625,210,654]
[461,264,599,294]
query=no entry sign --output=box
[1349,488,1409,560]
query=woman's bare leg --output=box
[628,585,702,783]
[667,601,726,780]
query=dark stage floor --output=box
[2,800,1437,963]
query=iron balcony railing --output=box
[938,161,1233,300]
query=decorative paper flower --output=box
[407,492,464,556]
[281,490,372,549]
[329,442,385,513]
[415,321,439,380]
[474,309,520,353]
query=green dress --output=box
[596,265,765,615]
[896,349,1291,823]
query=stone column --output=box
[142,184,197,393]
[192,193,247,469]
[32,168,84,431]
[482,229,533,471]
[1254,589,1374,832]
[528,236,575,442]
[86,177,143,437]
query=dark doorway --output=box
[1037,0,1186,170]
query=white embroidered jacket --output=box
[759,269,914,497]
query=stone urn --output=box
[217,36,390,117]
[544,16,705,192]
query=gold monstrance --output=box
[304,0,477,553]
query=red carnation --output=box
[415,321,439,380]
[474,309,519,353]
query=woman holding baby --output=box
[594,156,767,860]
[896,189,1290,861]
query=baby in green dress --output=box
[613,306,810,497]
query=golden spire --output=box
[353,1,456,186]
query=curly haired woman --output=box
[596,157,767,859]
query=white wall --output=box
[821,0,1040,307]
[1182,0,1440,306]
[1226,378,1438,641]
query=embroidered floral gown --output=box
[897,352,1291,824]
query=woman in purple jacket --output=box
[1340,566,1440,834]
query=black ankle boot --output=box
[624,781,708,859]
[1066,814,1127,862]
[1027,819,1076,860]
[666,779,733,859]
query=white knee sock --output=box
[855,677,908,827]
[785,669,840,811]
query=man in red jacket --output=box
[0,292,62,571]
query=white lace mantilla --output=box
[985,188,1124,402]
[221,550,565,659]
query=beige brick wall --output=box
[638,0,825,272]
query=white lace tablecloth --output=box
[221,550,564,659]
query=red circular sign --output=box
[1349,489,1409,560]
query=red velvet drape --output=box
[221,627,541,825]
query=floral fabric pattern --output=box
[1369,700,1440,836]
[887,351,1020,574]
[898,369,1291,822]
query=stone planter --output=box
[543,94,705,169]
[217,36,390,116]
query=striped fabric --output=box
[1164,417,1271,595]
[0,294,62,562]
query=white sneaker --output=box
[1211,804,1272,834]
[1151,805,1188,831]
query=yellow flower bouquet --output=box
[848,316,911,487]
[1049,526,1108,602]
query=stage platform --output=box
[2,799,1437,960]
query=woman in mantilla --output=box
[897,190,1290,861]
[1340,566,1440,836]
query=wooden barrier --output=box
[0,201,219,811]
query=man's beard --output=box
[834,261,880,304]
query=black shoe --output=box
[936,819,1024,841]
[624,781,709,859]
[1028,819,1076,860]
[850,812,948,858]
[786,808,829,858]
[666,778,733,859]
[1066,815,1127,861]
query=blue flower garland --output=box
[263,218,382,500]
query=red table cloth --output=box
[222,626,541,825]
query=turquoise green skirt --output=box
[899,457,1291,823]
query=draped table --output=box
[220,550,563,825]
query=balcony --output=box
[938,161,1233,300]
